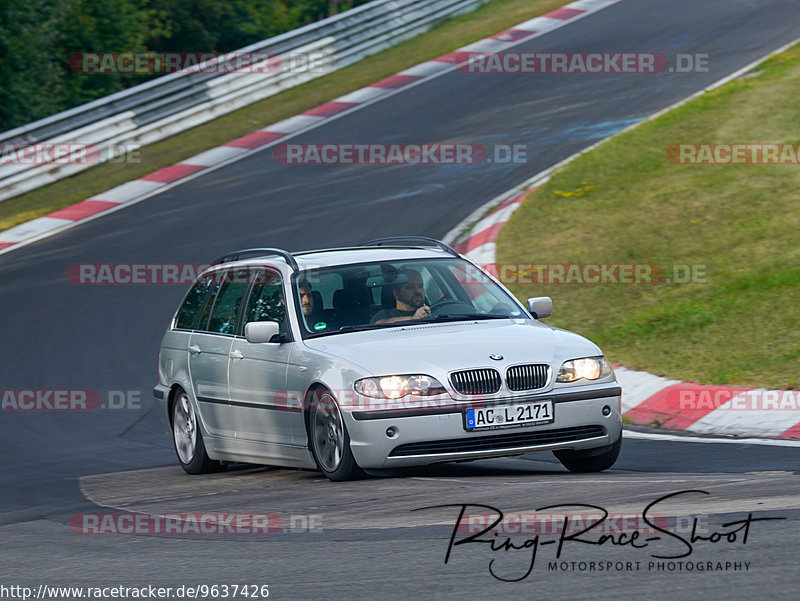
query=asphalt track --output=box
[2,0,800,599]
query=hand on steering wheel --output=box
[413,305,431,319]
[428,297,472,317]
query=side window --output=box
[174,277,215,330]
[418,266,443,304]
[245,270,286,326]
[197,280,221,332]
[207,270,250,335]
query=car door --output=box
[228,267,297,446]
[187,269,248,440]
[162,274,214,407]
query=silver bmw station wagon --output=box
[154,237,622,481]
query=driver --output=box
[298,279,326,326]
[371,269,431,324]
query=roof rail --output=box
[361,236,460,258]
[211,248,299,271]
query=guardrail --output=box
[0,0,489,203]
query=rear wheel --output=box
[172,389,224,474]
[553,437,621,473]
[308,389,365,482]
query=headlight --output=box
[556,356,612,383]
[354,375,447,399]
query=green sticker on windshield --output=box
[313,322,327,331]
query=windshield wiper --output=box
[336,323,397,333]
[305,323,389,337]
[428,313,510,322]
[326,314,510,335]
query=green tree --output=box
[0,0,165,131]
[0,0,67,131]
[0,0,368,132]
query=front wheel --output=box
[553,437,621,473]
[172,389,225,474]
[308,390,365,482]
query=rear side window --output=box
[174,276,214,330]
[207,270,250,335]
[245,270,285,326]
[197,280,222,331]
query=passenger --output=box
[371,269,431,324]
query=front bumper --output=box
[343,385,622,468]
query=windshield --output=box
[293,257,525,338]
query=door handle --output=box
[188,345,202,355]
[229,350,244,360]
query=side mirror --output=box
[244,321,280,343]
[527,297,552,319]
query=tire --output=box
[171,388,225,474]
[307,389,365,482]
[553,436,621,473]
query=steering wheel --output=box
[428,297,474,317]
[488,301,515,316]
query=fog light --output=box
[602,405,612,416]
[386,427,398,438]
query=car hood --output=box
[302,319,602,376]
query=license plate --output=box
[465,400,554,431]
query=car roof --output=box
[296,246,457,268]
[214,246,461,273]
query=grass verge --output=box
[0,0,567,233]
[497,45,800,389]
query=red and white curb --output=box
[0,0,624,256]
[615,367,800,439]
[445,184,800,442]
